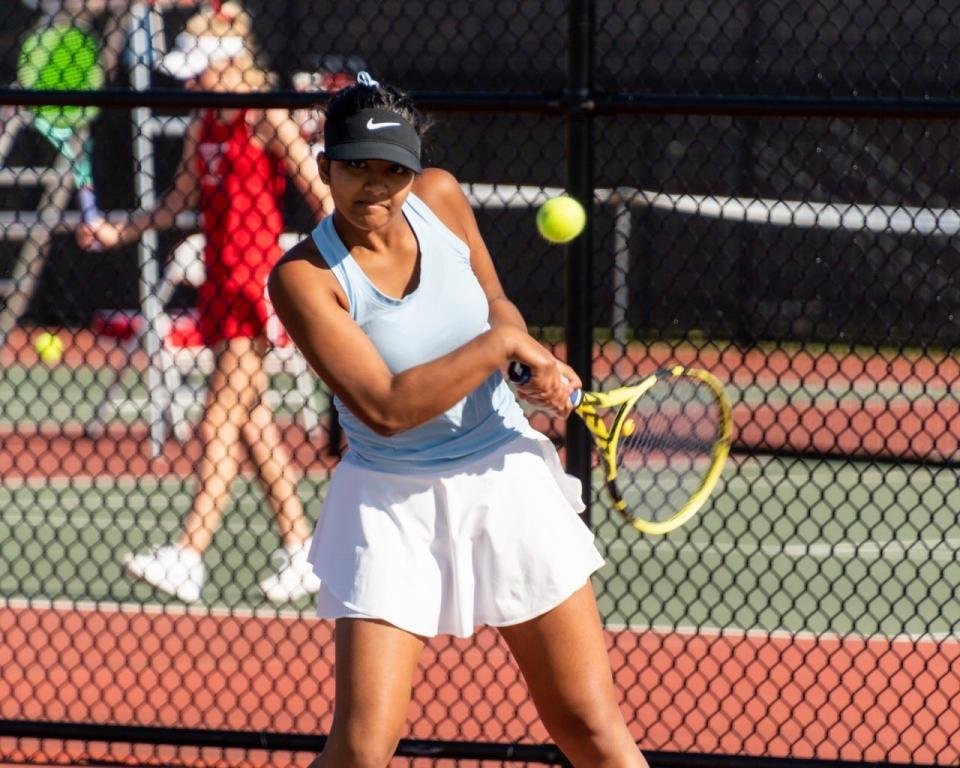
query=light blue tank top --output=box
[311,192,529,473]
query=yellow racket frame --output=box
[575,366,732,535]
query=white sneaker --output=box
[123,544,205,603]
[259,541,321,603]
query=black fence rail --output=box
[1,1,959,766]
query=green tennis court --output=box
[595,454,960,637]
[0,360,313,430]
[0,474,328,609]
[3,441,959,642]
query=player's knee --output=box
[328,739,397,768]
[240,418,262,445]
[550,707,607,741]
[324,721,401,768]
[542,697,629,755]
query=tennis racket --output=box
[17,21,105,225]
[508,362,732,534]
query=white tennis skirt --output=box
[308,431,605,638]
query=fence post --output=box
[128,4,166,457]
[566,0,595,524]
[612,198,632,343]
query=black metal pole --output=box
[7,87,960,119]
[738,0,760,343]
[0,720,917,768]
[565,0,595,524]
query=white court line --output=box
[0,473,191,491]
[0,594,316,621]
[3,595,955,647]
[11,508,956,563]
[785,538,960,561]
[0,507,304,538]
[600,617,960,646]
[6,470,954,562]
[605,535,960,564]
[607,454,889,488]
[725,459,956,484]
[0,466,332,491]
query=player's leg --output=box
[241,395,311,548]
[241,380,320,601]
[178,337,262,552]
[498,581,648,768]
[124,337,261,600]
[309,618,425,768]
[247,290,314,548]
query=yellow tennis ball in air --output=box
[622,417,637,437]
[35,332,64,365]
[536,195,586,243]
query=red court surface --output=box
[3,330,959,765]
[1,603,957,766]
[7,328,960,391]
[6,327,959,468]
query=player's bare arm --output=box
[416,168,580,410]
[77,116,203,250]
[270,239,535,435]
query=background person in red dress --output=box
[77,2,333,604]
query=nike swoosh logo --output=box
[366,118,401,130]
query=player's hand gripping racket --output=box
[508,362,732,534]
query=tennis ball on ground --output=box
[536,195,586,244]
[35,332,64,365]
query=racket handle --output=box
[78,186,103,225]
[507,362,582,406]
[77,186,104,252]
[506,361,531,385]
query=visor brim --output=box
[324,141,422,173]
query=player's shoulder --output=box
[273,236,328,273]
[413,167,463,200]
[412,168,470,227]
[268,237,350,312]
[270,234,348,311]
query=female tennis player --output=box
[269,73,647,767]
[77,2,333,604]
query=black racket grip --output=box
[507,362,582,406]
[507,361,532,385]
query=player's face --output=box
[194,59,249,93]
[320,157,416,231]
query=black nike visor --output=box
[323,108,422,173]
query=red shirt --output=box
[195,109,286,291]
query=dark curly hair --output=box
[323,74,431,138]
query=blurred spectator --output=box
[290,53,367,152]
[76,1,333,605]
[19,0,205,80]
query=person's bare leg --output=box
[178,338,261,554]
[499,582,649,768]
[241,399,311,547]
[308,618,425,768]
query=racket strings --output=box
[615,377,721,522]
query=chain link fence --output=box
[1,1,959,766]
